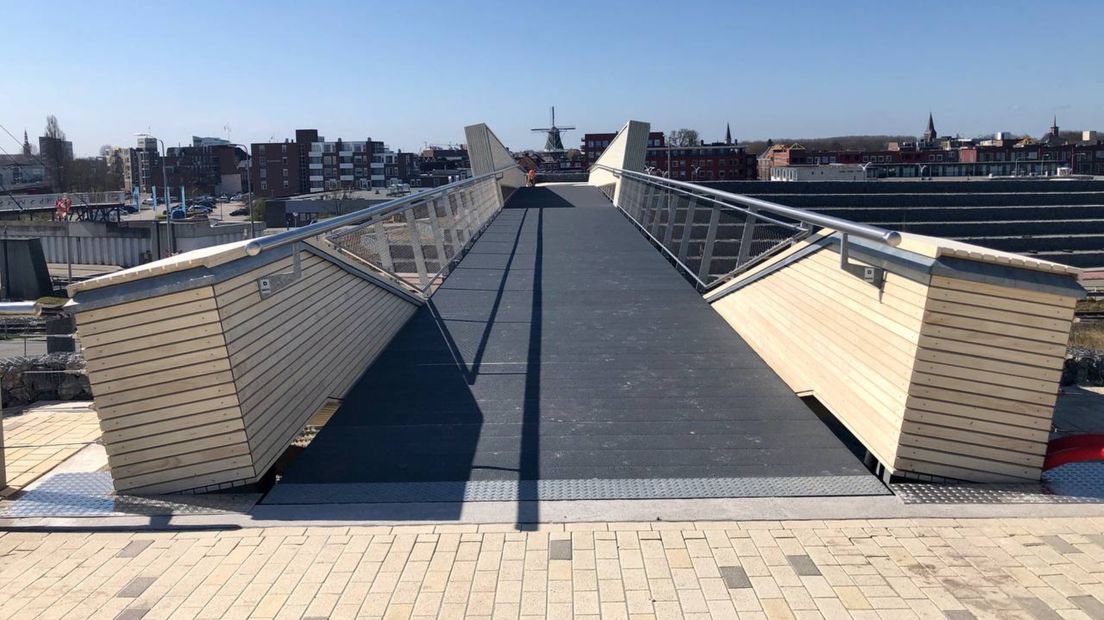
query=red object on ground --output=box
[1044,434,1104,470]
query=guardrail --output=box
[243,169,510,299]
[592,164,902,291]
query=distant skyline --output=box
[2,0,1102,157]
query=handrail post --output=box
[698,208,721,282]
[735,207,760,268]
[677,194,697,263]
[404,209,429,288]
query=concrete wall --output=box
[588,120,651,204]
[1,221,252,267]
[706,231,1084,483]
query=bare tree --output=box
[667,129,700,147]
[42,115,72,191]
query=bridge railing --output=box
[64,121,522,494]
[592,164,901,291]
[244,169,507,299]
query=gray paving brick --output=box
[1070,595,1104,619]
[117,577,157,599]
[720,566,751,589]
[1014,597,1065,620]
[1041,535,1080,555]
[549,539,572,561]
[115,540,153,558]
[786,554,821,576]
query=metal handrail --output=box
[243,167,514,256]
[592,164,902,247]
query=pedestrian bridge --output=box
[61,122,1085,499]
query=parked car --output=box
[229,207,250,217]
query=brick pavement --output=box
[1,402,100,497]
[3,517,1104,619]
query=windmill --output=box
[531,106,575,153]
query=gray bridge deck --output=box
[266,184,886,505]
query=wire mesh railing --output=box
[321,173,502,298]
[594,165,901,292]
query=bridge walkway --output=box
[267,184,885,504]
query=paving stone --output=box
[786,555,821,577]
[549,540,572,561]
[720,566,752,589]
[116,577,157,598]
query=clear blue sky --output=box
[3,0,1101,157]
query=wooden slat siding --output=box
[77,297,221,337]
[246,296,413,469]
[242,290,412,470]
[95,376,237,412]
[238,288,394,427]
[84,325,226,359]
[896,274,1076,482]
[226,268,383,402]
[710,242,926,468]
[707,232,1081,483]
[215,250,418,483]
[75,284,254,493]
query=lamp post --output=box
[228,143,255,238]
[135,133,173,254]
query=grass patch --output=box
[1071,322,1104,351]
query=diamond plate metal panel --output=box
[892,462,1104,505]
[0,472,260,518]
[262,475,890,505]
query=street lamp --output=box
[135,133,174,254]
[228,143,255,239]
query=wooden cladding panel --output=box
[897,276,1076,482]
[218,251,418,480]
[75,285,252,494]
[708,236,1080,483]
[710,245,925,468]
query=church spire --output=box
[923,112,937,142]
[22,130,31,155]
[1051,115,1059,136]
[725,123,732,145]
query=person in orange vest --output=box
[527,168,537,187]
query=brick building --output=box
[251,130,398,198]
[583,130,758,180]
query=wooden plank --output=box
[82,324,226,359]
[77,297,220,337]
[900,418,1046,453]
[102,407,243,443]
[929,275,1077,308]
[904,409,1051,442]
[240,287,396,427]
[115,457,255,493]
[233,281,391,398]
[221,264,350,337]
[108,430,250,468]
[96,386,239,419]
[894,449,1038,481]
[216,255,330,316]
[926,285,1076,320]
[224,268,366,361]
[918,324,1068,358]
[910,372,1057,407]
[897,432,1044,467]
[922,311,1070,346]
[924,299,1073,333]
[87,335,229,373]
[77,286,216,324]
[89,359,233,397]
[914,335,1059,375]
[906,386,1053,419]
[124,465,257,495]
[109,442,251,480]
[911,360,1057,395]
[95,377,237,413]
[246,296,412,465]
[89,347,230,383]
[80,311,222,348]
[914,346,1063,382]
